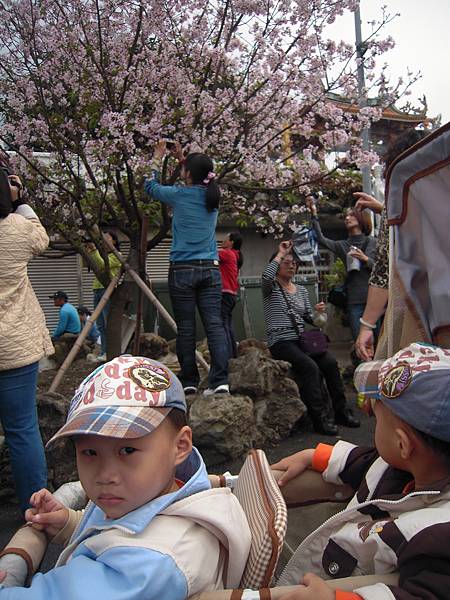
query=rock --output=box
[229,347,284,396]
[189,394,256,466]
[0,391,77,502]
[139,333,169,360]
[37,392,78,490]
[158,351,181,373]
[196,339,210,363]
[229,348,307,446]
[237,338,270,357]
[52,335,89,366]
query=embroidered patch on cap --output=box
[128,363,171,392]
[380,363,412,398]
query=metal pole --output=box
[354,4,372,195]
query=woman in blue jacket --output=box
[145,141,229,396]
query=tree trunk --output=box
[105,241,141,358]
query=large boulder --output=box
[237,337,270,357]
[52,336,90,366]
[188,347,307,467]
[139,333,169,360]
[190,394,256,465]
[229,348,307,447]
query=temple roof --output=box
[327,92,433,126]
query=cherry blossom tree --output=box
[0,0,408,349]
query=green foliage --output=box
[323,257,346,287]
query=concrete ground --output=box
[0,340,375,575]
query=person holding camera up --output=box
[263,241,359,436]
[85,232,121,360]
[144,141,229,396]
[306,196,377,342]
[0,160,52,513]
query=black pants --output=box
[221,293,237,359]
[270,340,347,421]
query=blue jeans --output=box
[221,293,237,359]
[0,362,47,512]
[169,264,229,389]
[93,287,109,354]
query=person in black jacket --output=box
[307,197,377,341]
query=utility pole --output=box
[354,4,372,195]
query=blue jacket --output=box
[52,302,81,338]
[144,174,218,262]
[0,448,250,600]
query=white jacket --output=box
[0,448,251,600]
[0,206,53,370]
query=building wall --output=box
[29,227,334,334]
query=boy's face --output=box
[373,400,405,469]
[75,418,192,519]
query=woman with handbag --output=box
[262,241,359,436]
[307,197,377,341]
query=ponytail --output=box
[185,153,221,212]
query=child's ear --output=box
[174,426,193,466]
[395,427,414,460]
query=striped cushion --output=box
[234,450,288,589]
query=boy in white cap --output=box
[0,356,250,599]
[273,342,450,600]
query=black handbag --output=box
[278,284,329,357]
[327,284,347,310]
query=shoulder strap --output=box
[277,283,303,338]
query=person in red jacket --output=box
[219,232,243,360]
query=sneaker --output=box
[203,384,230,396]
[183,386,198,396]
[96,353,107,362]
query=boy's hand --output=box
[25,489,69,539]
[280,573,335,600]
[271,449,314,487]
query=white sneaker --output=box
[97,353,107,362]
[183,386,198,396]
[203,384,230,396]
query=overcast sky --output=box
[327,0,450,123]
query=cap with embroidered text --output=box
[354,343,450,442]
[47,356,186,448]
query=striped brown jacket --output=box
[278,440,450,599]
